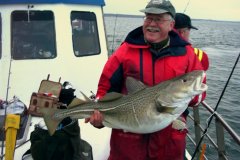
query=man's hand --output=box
[85,110,104,128]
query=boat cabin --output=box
[0,0,110,159]
[0,0,109,104]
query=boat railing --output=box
[186,101,240,160]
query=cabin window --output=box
[71,11,100,56]
[11,11,56,60]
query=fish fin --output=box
[98,92,123,102]
[38,107,63,136]
[68,97,87,108]
[155,99,178,114]
[126,77,146,94]
[156,106,177,114]
[79,91,92,101]
[172,119,186,130]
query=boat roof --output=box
[0,0,105,6]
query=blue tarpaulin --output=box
[0,0,105,6]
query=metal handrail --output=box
[187,101,240,160]
[201,101,240,145]
[188,114,218,149]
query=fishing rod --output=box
[191,52,240,160]
[0,55,13,159]
[0,5,35,159]
[183,0,191,13]
[111,14,118,53]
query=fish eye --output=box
[182,79,187,83]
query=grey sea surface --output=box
[104,15,240,160]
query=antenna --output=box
[27,4,34,22]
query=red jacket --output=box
[96,27,205,160]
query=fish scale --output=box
[39,70,208,135]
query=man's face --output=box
[143,13,175,43]
[176,28,191,42]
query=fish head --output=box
[156,70,208,106]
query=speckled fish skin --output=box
[41,70,207,135]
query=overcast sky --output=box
[103,0,240,22]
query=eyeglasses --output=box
[144,16,172,24]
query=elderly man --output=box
[86,0,205,159]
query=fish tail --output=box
[38,107,63,136]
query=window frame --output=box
[71,11,101,57]
[11,10,57,60]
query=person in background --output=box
[174,13,209,107]
[86,0,206,159]
[174,13,209,71]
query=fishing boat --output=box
[0,0,239,160]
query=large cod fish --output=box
[39,70,207,136]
